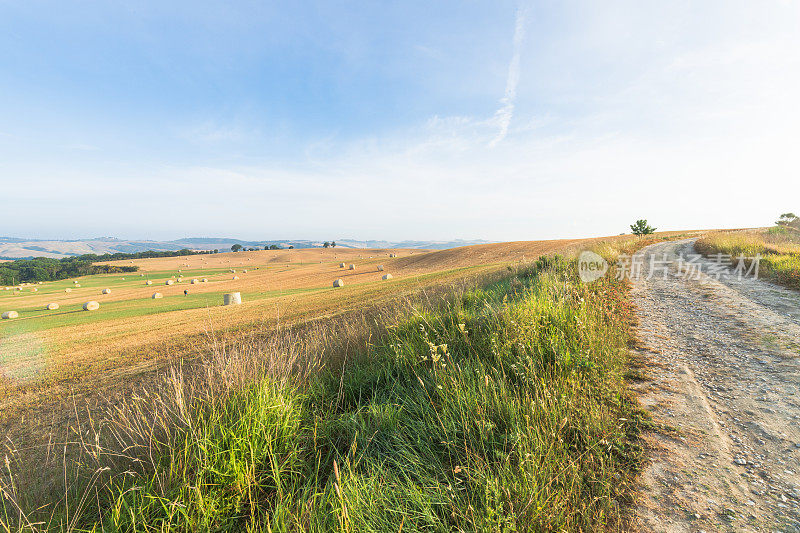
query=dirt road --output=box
[630,239,800,532]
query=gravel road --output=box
[629,239,800,532]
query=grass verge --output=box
[1,256,645,532]
[695,229,800,290]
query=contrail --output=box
[490,5,527,147]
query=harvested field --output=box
[0,233,698,433]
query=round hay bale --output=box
[32,288,38,292]
[382,273,393,280]
[377,265,384,271]
[140,274,144,277]
[333,278,344,288]
[1,311,19,320]
[152,292,163,299]
[243,269,247,273]
[230,269,236,273]
[201,278,208,282]
[45,303,59,310]
[82,301,100,311]
[223,292,242,305]
[65,288,72,293]
[146,280,153,286]
[348,264,356,270]
[121,278,125,281]
[165,280,174,286]
[102,288,111,295]
[73,280,79,284]
[339,262,346,268]
[191,279,199,284]
[232,276,239,280]
[74,284,81,288]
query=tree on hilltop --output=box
[231,244,243,252]
[776,213,800,230]
[630,219,656,236]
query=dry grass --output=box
[0,269,508,526]
[0,233,702,468]
[695,228,800,290]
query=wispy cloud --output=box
[489,4,528,147]
[66,143,99,151]
[4,1,800,242]
[178,121,255,144]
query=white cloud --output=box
[3,1,800,241]
[489,4,527,147]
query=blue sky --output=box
[1,1,799,241]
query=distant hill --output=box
[0,237,493,259]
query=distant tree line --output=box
[78,248,218,262]
[0,248,217,286]
[230,244,297,252]
[0,257,135,285]
[228,242,337,252]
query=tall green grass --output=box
[1,258,644,532]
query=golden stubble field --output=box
[0,232,701,431]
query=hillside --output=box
[0,237,493,259]
[0,230,706,531]
[0,232,683,532]
[0,231,697,412]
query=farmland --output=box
[0,243,570,412]
[0,231,710,530]
[0,234,703,410]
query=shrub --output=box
[630,219,656,236]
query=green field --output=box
[0,264,315,328]
[1,287,323,331]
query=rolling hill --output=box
[0,237,493,259]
